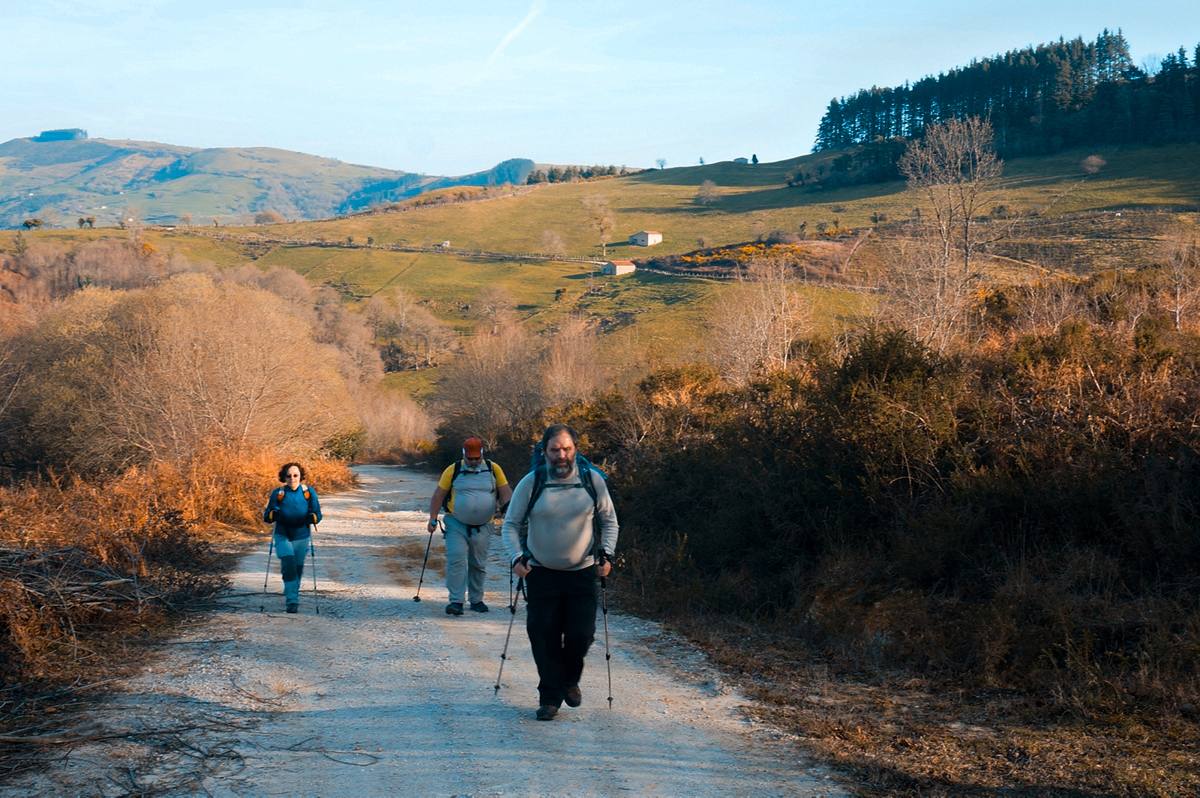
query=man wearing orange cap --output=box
[427,436,513,615]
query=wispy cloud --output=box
[485,0,546,69]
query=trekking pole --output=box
[309,525,320,616]
[600,572,613,709]
[493,576,524,696]
[413,519,438,602]
[262,536,275,592]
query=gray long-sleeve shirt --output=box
[501,463,619,571]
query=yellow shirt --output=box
[438,460,509,520]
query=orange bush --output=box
[0,448,353,687]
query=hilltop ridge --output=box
[0,134,534,228]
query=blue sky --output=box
[1,1,1197,175]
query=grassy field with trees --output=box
[3,116,1199,792]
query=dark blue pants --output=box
[274,532,310,606]
[524,566,598,707]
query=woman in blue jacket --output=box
[263,462,322,613]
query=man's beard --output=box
[550,459,573,478]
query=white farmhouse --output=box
[628,230,663,247]
[602,259,637,276]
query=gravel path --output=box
[5,465,843,797]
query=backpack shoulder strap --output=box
[442,460,464,511]
[579,463,599,509]
[521,467,548,526]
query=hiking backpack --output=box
[520,442,614,563]
[441,458,498,512]
[272,484,317,523]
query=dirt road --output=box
[6,465,843,797]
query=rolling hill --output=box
[0,132,535,228]
[9,140,1200,389]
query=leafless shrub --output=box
[1081,154,1107,175]
[1163,224,1200,330]
[434,322,543,442]
[1015,278,1086,334]
[707,254,812,383]
[880,237,980,354]
[1,275,358,472]
[365,288,455,369]
[254,209,286,225]
[471,286,517,335]
[355,385,435,461]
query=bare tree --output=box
[707,254,811,383]
[656,158,667,170]
[1164,225,1200,330]
[434,322,543,442]
[542,316,603,407]
[472,286,517,335]
[582,196,615,258]
[882,237,980,354]
[1016,278,1085,334]
[900,116,1003,276]
[364,288,453,369]
[254,209,286,225]
[118,206,143,238]
[885,117,1005,353]
[694,180,718,206]
[311,289,384,385]
[355,384,435,461]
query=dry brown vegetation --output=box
[431,315,606,460]
[0,449,353,776]
[0,233,425,778]
[508,121,1200,795]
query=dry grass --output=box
[0,447,353,778]
[382,537,446,586]
[663,614,1199,797]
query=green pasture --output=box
[256,143,1200,263]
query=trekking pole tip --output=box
[412,596,421,602]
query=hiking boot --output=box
[445,602,464,616]
[285,604,298,614]
[535,704,559,721]
[469,601,489,613]
[564,684,582,708]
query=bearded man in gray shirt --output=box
[502,423,618,721]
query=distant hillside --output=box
[0,133,534,228]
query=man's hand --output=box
[598,560,612,578]
[427,517,439,532]
[513,558,532,578]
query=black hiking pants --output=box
[524,565,598,707]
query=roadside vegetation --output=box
[2,105,1199,793]
[0,234,433,776]
[412,120,1197,795]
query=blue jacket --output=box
[263,484,321,540]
